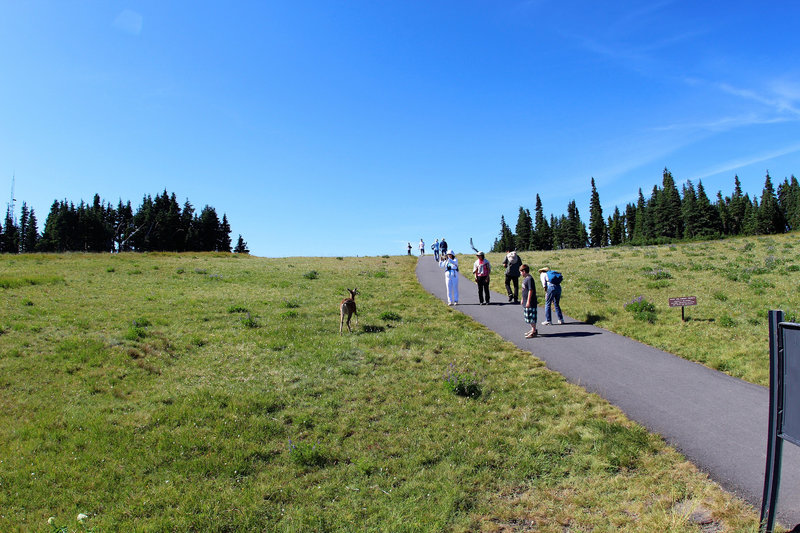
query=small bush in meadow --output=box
[713,292,728,302]
[227,305,248,313]
[443,364,482,398]
[280,310,298,319]
[585,279,609,299]
[642,268,672,280]
[242,313,259,328]
[373,271,389,278]
[281,300,300,309]
[303,270,319,280]
[719,314,737,328]
[624,296,656,323]
[288,439,330,468]
[106,267,115,273]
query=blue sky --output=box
[1,1,799,257]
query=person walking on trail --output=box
[502,250,522,303]
[539,267,564,325]
[407,242,412,255]
[419,239,425,257]
[432,239,440,261]
[439,238,448,257]
[520,264,538,338]
[439,250,459,306]
[472,251,492,305]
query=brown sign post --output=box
[669,296,697,322]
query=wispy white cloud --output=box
[114,9,143,36]
[690,143,800,182]
[653,114,790,133]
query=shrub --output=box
[227,305,248,313]
[719,314,737,328]
[585,279,609,299]
[281,300,300,309]
[712,292,728,302]
[106,267,115,273]
[242,313,259,328]
[303,270,319,280]
[642,268,672,280]
[624,296,656,323]
[443,364,482,398]
[280,310,298,319]
[288,439,330,468]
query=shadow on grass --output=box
[361,324,386,334]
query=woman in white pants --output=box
[439,250,459,305]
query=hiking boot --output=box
[508,295,513,302]
[541,321,551,326]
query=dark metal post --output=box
[761,310,784,532]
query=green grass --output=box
[489,232,800,387]
[0,252,762,531]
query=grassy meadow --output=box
[488,231,800,387]
[0,250,768,531]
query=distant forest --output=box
[0,190,249,254]
[491,169,800,252]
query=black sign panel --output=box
[780,323,800,447]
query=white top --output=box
[540,271,549,289]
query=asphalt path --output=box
[415,255,800,528]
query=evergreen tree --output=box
[234,235,250,254]
[778,176,800,231]
[632,189,647,243]
[608,206,623,245]
[728,175,747,235]
[588,177,606,247]
[681,181,698,239]
[695,181,722,236]
[565,200,586,248]
[655,168,683,239]
[514,206,532,251]
[716,191,731,236]
[757,172,785,234]
[3,206,20,253]
[218,214,232,252]
[198,206,222,251]
[23,208,39,252]
[532,195,552,251]
[18,202,29,253]
[493,216,515,253]
[624,202,637,242]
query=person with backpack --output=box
[472,251,492,305]
[439,238,448,257]
[432,239,440,261]
[439,250,459,305]
[538,266,564,325]
[502,250,522,303]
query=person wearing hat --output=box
[539,266,564,325]
[472,251,492,305]
[439,250,459,305]
[502,250,523,303]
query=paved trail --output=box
[416,255,800,527]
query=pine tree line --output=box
[491,169,800,252]
[0,190,249,254]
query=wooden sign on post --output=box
[669,296,697,322]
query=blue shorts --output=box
[523,306,537,324]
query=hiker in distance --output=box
[502,250,522,303]
[520,264,538,338]
[439,250,459,306]
[472,251,492,305]
[539,266,564,325]
[419,238,425,257]
[407,242,412,255]
[439,237,448,257]
[432,238,440,261]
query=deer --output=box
[339,288,359,334]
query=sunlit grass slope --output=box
[1,252,762,531]
[488,232,800,387]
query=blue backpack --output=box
[547,270,563,285]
